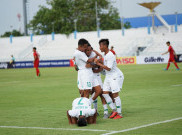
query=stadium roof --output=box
[138,2,161,12]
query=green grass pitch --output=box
[0,63,182,135]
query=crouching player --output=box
[67,97,97,126]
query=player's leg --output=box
[36,67,40,76]
[90,92,98,110]
[110,75,124,119]
[90,85,102,102]
[100,94,109,118]
[112,92,122,119]
[102,91,116,113]
[166,62,170,70]
[166,58,171,70]
[173,60,180,70]
[80,90,84,97]
[83,90,90,98]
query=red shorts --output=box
[168,57,175,62]
[34,61,39,68]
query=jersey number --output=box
[87,82,91,87]
[78,98,84,105]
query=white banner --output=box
[137,55,169,64]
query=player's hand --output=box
[94,58,98,64]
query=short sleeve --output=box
[79,52,88,62]
[168,46,171,52]
[106,54,115,69]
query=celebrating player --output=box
[73,39,97,98]
[85,44,109,118]
[33,47,40,77]
[67,97,97,126]
[162,41,180,70]
[95,39,124,119]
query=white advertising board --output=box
[137,55,169,64]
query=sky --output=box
[0,0,182,35]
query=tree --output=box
[28,0,126,35]
[1,30,23,37]
[124,21,131,29]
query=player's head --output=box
[166,41,170,46]
[77,115,87,127]
[111,46,114,49]
[99,39,109,52]
[85,43,93,57]
[33,47,36,52]
[78,38,88,52]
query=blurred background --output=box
[0,0,182,67]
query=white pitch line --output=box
[171,84,182,86]
[101,117,182,135]
[0,125,111,132]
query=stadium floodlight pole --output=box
[175,12,178,32]
[120,0,124,36]
[52,22,55,40]
[52,22,55,32]
[95,1,100,38]
[10,25,13,35]
[10,25,13,44]
[23,0,28,36]
[148,15,151,35]
[121,17,124,36]
[74,19,77,32]
[74,19,77,39]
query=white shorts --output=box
[77,69,93,90]
[103,74,124,93]
[93,73,103,89]
[68,109,96,118]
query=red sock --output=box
[36,68,40,76]
[174,62,179,69]
[166,63,170,70]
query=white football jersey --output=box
[69,97,96,118]
[72,97,91,110]
[104,51,123,77]
[73,49,88,70]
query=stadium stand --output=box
[0,25,182,62]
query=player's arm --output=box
[161,51,168,55]
[67,111,73,124]
[92,66,103,73]
[87,55,97,63]
[74,64,79,71]
[87,110,97,124]
[86,63,93,68]
[94,58,113,71]
[93,50,102,59]
[93,110,97,124]
[173,50,178,58]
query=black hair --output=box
[77,117,87,127]
[78,38,88,46]
[33,47,36,50]
[88,42,91,47]
[166,41,170,44]
[99,39,109,47]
